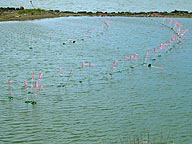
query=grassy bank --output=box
[0,7,192,21]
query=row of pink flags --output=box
[7,17,188,104]
[55,17,188,84]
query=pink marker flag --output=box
[146,49,150,55]
[24,80,27,89]
[169,19,173,24]
[159,43,164,50]
[133,53,138,60]
[171,35,175,41]
[180,29,188,36]
[89,62,94,67]
[154,48,157,53]
[129,54,134,60]
[8,80,11,86]
[175,21,182,29]
[33,81,38,88]
[32,71,35,79]
[113,59,117,65]
[38,72,43,80]
[40,84,44,90]
[81,61,86,68]
[111,65,116,69]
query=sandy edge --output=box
[0,7,192,22]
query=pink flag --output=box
[154,48,157,53]
[133,53,138,60]
[39,84,44,90]
[171,35,175,41]
[175,21,182,29]
[129,54,134,60]
[104,19,110,27]
[38,72,43,80]
[113,59,117,65]
[89,62,94,67]
[33,81,38,88]
[24,80,27,89]
[146,49,150,55]
[169,19,173,24]
[159,43,164,50]
[111,65,116,69]
[8,79,11,86]
[81,61,86,68]
[32,71,35,79]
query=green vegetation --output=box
[17,8,45,15]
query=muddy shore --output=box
[0,7,192,22]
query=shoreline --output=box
[0,7,192,22]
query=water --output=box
[0,0,192,12]
[0,17,192,144]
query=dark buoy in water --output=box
[73,40,76,43]
[63,42,66,45]
[57,85,61,88]
[28,91,32,94]
[8,96,13,100]
[79,80,82,83]
[25,100,36,104]
[25,100,32,104]
[148,64,152,67]
[31,101,37,105]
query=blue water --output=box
[0,17,192,144]
[0,0,192,12]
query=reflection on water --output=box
[0,17,192,144]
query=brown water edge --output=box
[0,7,192,22]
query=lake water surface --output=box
[0,17,192,144]
[1,0,192,12]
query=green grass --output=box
[17,8,46,15]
